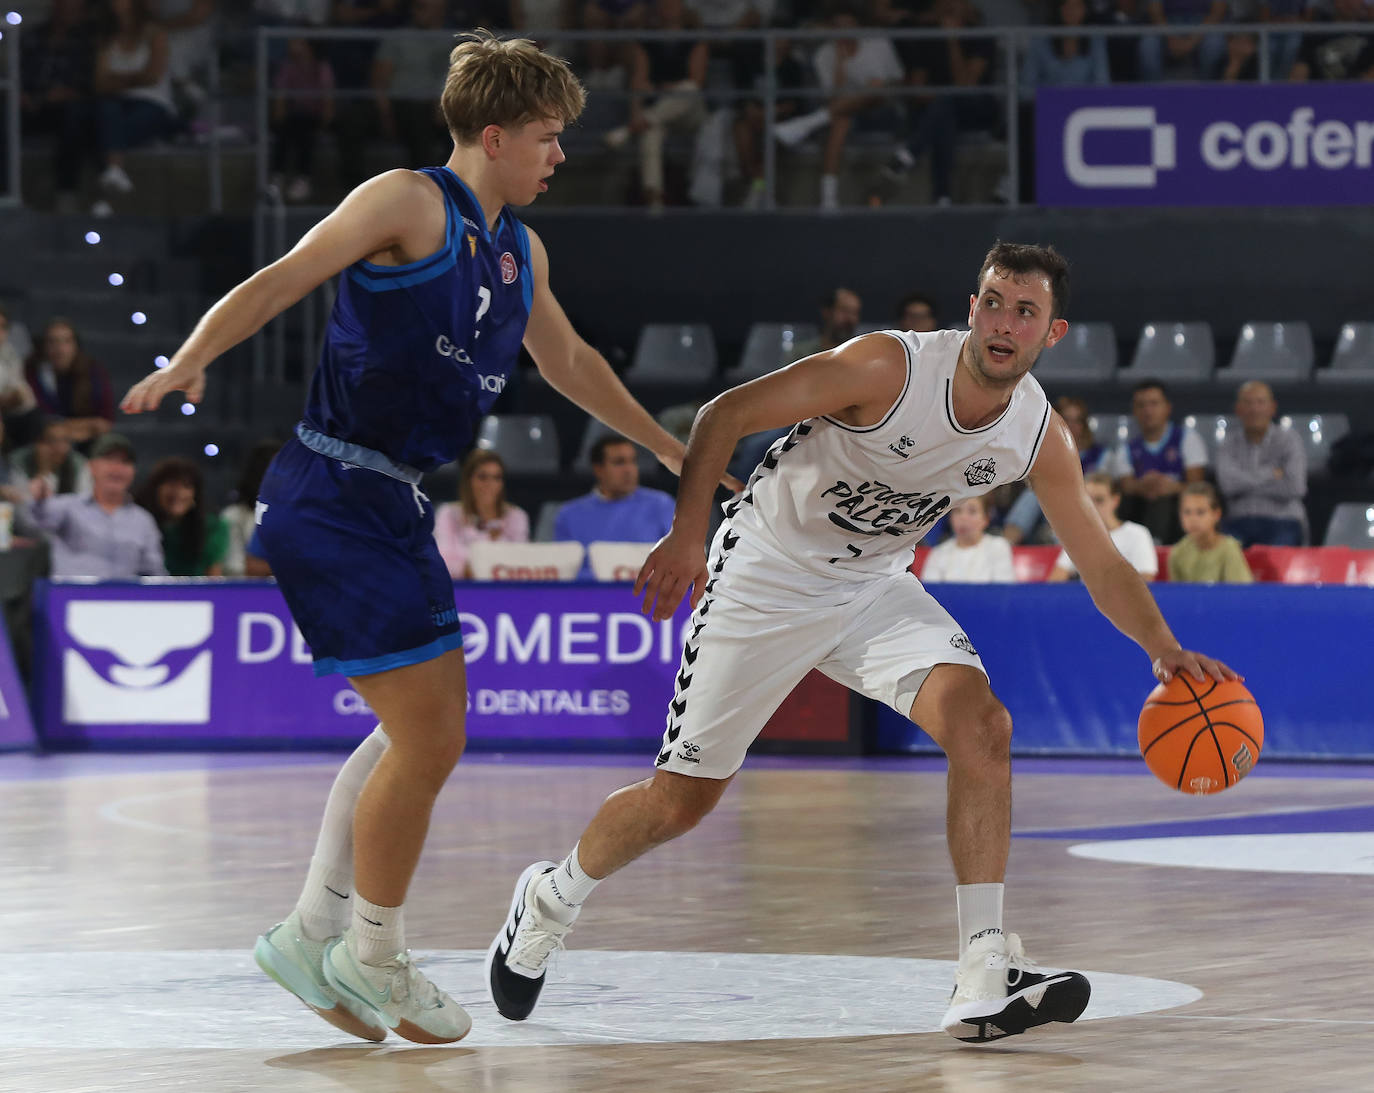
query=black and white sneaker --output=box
[486,861,572,1021]
[939,932,1090,1043]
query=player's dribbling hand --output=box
[1151,648,1242,685]
[119,360,207,415]
[634,532,709,621]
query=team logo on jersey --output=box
[499,251,518,284]
[466,233,477,257]
[949,633,978,656]
[963,457,997,487]
[888,434,914,460]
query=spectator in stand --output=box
[733,40,808,208]
[272,37,336,202]
[1004,394,1116,545]
[156,1,216,118]
[1289,0,1373,80]
[25,432,166,578]
[772,3,904,210]
[0,305,41,448]
[92,0,182,214]
[10,417,94,499]
[511,0,577,51]
[920,495,1016,582]
[1257,0,1313,79]
[1087,0,1147,81]
[798,285,863,355]
[897,292,938,332]
[582,0,647,90]
[221,439,281,577]
[136,455,228,576]
[433,449,531,578]
[372,0,460,170]
[19,0,98,215]
[1169,481,1254,583]
[884,0,998,207]
[24,319,116,448]
[604,0,709,209]
[1116,379,1207,544]
[1137,0,1229,81]
[556,434,675,579]
[329,0,406,187]
[1215,380,1307,546]
[1048,471,1157,581]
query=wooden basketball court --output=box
[3,751,1371,1092]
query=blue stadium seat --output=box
[1218,321,1315,384]
[626,324,717,382]
[726,322,818,382]
[476,415,560,475]
[1317,322,1374,384]
[1323,502,1374,548]
[1118,322,1215,384]
[1035,321,1117,383]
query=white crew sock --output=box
[535,843,601,925]
[351,895,405,966]
[956,883,1004,956]
[295,726,388,941]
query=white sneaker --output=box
[253,911,387,1042]
[486,861,573,1021]
[940,932,1091,1043]
[99,164,134,194]
[323,931,472,1044]
[773,112,822,147]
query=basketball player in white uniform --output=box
[487,243,1239,1042]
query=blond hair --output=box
[442,31,586,144]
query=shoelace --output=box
[1000,933,1039,989]
[511,917,570,975]
[391,951,444,1009]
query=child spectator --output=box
[1169,481,1254,583]
[434,450,530,579]
[1048,471,1157,581]
[921,496,1016,583]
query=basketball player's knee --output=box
[945,698,1012,767]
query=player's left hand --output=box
[634,531,709,621]
[1152,648,1242,685]
[120,359,207,414]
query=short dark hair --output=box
[976,241,1070,321]
[1084,470,1122,498]
[897,292,936,323]
[1132,379,1170,402]
[590,433,634,466]
[1181,481,1221,510]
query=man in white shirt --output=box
[922,496,1015,583]
[1048,472,1157,581]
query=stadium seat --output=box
[1012,546,1060,582]
[475,415,560,475]
[1317,322,1374,384]
[1348,551,1374,585]
[533,500,561,543]
[626,324,717,382]
[1183,414,1235,462]
[1087,413,1133,448]
[1034,321,1117,383]
[1322,502,1374,548]
[727,322,818,381]
[1245,546,1352,584]
[573,418,659,478]
[1118,322,1215,384]
[468,541,584,581]
[1155,546,1171,580]
[588,541,653,581]
[1218,321,1314,383]
[1279,412,1350,475]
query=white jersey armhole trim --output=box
[820,330,913,434]
[1016,403,1053,482]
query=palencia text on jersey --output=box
[819,479,952,537]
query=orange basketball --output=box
[1138,675,1263,795]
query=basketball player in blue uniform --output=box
[121,32,722,1044]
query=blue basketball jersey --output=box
[301,166,534,472]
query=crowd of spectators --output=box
[17,0,1373,211]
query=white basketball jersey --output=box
[725,329,1052,581]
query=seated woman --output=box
[221,439,281,577]
[136,455,228,576]
[24,319,115,448]
[433,449,529,579]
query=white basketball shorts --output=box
[654,524,986,779]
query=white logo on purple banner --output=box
[63,601,214,724]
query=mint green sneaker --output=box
[254,911,388,1042]
[323,931,472,1044]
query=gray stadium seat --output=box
[1183,414,1236,462]
[476,414,560,475]
[1035,321,1117,383]
[626,324,717,382]
[1119,322,1215,384]
[533,500,561,543]
[1317,322,1374,383]
[726,322,818,381]
[1323,501,1374,548]
[1087,413,1133,448]
[1279,412,1350,476]
[1218,321,1314,383]
[573,418,659,478]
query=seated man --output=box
[1214,380,1306,546]
[556,434,675,579]
[25,432,166,579]
[1116,379,1207,544]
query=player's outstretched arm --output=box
[1034,412,1240,685]
[121,170,439,415]
[634,333,907,621]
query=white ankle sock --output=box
[537,844,600,925]
[295,726,388,941]
[351,895,405,965]
[956,883,1004,956]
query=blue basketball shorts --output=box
[250,436,463,677]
